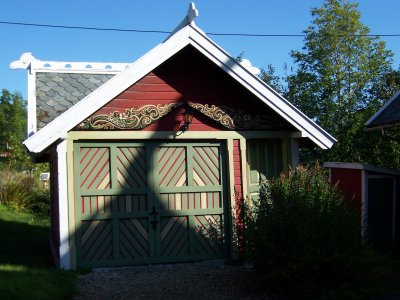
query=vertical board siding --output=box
[80,194,148,214]
[115,195,148,213]
[160,192,222,211]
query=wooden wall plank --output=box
[83,46,289,132]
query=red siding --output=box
[233,139,245,254]
[89,46,288,131]
[331,168,362,210]
[233,140,243,199]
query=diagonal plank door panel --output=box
[156,143,228,261]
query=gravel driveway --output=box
[74,260,275,300]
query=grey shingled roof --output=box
[36,72,114,129]
[366,91,400,129]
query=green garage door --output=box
[74,141,229,268]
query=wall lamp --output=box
[180,105,194,132]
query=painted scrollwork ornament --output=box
[77,101,281,130]
[78,103,181,130]
[188,103,278,130]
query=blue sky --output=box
[1,0,400,99]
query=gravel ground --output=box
[74,260,276,300]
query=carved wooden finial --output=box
[187,2,199,24]
[10,52,37,70]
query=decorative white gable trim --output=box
[10,53,129,137]
[10,52,130,74]
[22,3,336,153]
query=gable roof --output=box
[365,91,400,130]
[22,3,336,154]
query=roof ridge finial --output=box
[163,2,200,42]
[187,2,199,24]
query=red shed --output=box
[12,4,335,269]
[325,162,400,249]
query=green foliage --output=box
[288,0,393,121]
[235,51,244,62]
[259,64,285,94]
[29,187,51,216]
[283,0,400,168]
[245,164,362,295]
[0,89,32,171]
[0,169,50,216]
[0,181,32,212]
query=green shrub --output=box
[0,170,50,216]
[0,181,31,211]
[29,187,50,216]
[244,164,361,294]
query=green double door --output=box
[74,141,229,268]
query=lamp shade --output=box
[182,108,194,124]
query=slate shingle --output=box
[36,72,114,129]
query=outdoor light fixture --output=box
[180,105,194,132]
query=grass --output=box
[0,205,78,300]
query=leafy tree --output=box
[260,64,285,94]
[0,89,31,170]
[285,0,400,167]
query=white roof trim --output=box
[324,162,400,176]
[10,52,130,74]
[365,90,400,127]
[23,11,335,154]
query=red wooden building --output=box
[325,162,400,249]
[12,4,335,269]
